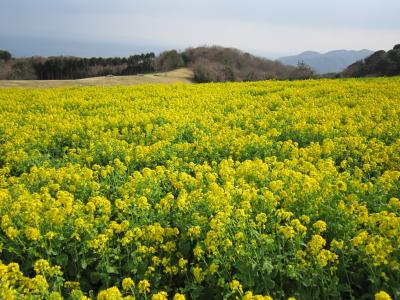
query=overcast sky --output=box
[1,0,399,58]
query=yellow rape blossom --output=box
[0,76,399,300]
[122,277,135,291]
[97,287,123,300]
[173,293,186,300]
[313,220,327,233]
[375,291,392,300]
[138,279,151,294]
[152,291,168,300]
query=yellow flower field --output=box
[0,78,399,299]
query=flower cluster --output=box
[0,77,399,299]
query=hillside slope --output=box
[0,46,315,84]
[182,46,307,82]
[0,68,193,88]
[343,44,400,77]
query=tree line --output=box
[0,52,156,80]
[0,46,317,81]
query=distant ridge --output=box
[278,49,373,74]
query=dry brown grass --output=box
[0,68,193,88]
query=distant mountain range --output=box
[277,49,374,74]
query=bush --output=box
[0,50,12,61]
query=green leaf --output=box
[81,259,87,269]
[106,265,118,274]
[262,259,274,274]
